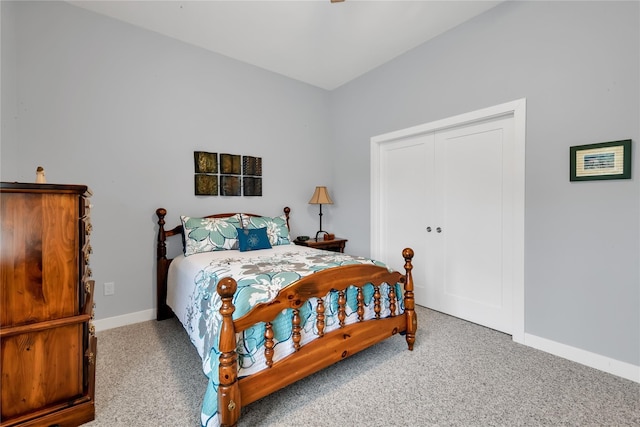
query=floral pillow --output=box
[242,214,291,246]
[181,214,243,256]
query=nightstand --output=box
[294,237,348,253]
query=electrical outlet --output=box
[104,282,115,296]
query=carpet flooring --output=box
[85,306,639,426]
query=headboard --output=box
[155,207,291,320]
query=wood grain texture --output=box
[233,264,404,331]
[1,325,83,418]
[3,400,95,427]
[1,192,79,327]
[238,314,407,407]
[0,183,95,426]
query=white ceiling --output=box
[67,0,504,90]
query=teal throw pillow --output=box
[237,227,272,252]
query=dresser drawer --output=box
[0,192,81,327]
[0,324,84,419]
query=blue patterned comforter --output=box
[167,244,404,426]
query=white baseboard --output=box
[94,309,156,332]
[524,333,639,383]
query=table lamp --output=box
[308,186,333,241]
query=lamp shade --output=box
[308,186,333,205]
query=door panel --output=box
[377,134,432,306]
[430,116,514,333]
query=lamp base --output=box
[315,230,328,241]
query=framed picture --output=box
[570,139,632,181]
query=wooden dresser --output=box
[0,183,96,426]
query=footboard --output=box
[216,249,415,426]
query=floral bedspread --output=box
[168,244,404,427]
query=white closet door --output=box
[376,133,432,305]
[372,99,525,340]
[429,115,514,333]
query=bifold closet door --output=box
[376,114,515,334]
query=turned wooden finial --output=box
[156,208,168,260]
[284,206,291,231]
[217,277,238,300]
[402,247,414,262]
[402,247,416,351]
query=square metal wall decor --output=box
[220,153,242,175]
[194,151,218,173]
[193,151,262,196]
[194,174,218,196]
[243,156,262,176]
[220,175,241,196]
[243,177,262,196]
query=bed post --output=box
[283,206,291,230]
[402,248,416,350]
[156,208,172,321]
[217,277,241,427]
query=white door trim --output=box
[371,98,526,344]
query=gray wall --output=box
[330,0,639,366]
[2,1,638,368]
[1,1,333,320]
[1,1,19,178]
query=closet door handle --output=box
[436,227,442,233]
[426,227,432,232]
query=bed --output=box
[155,206,416,426]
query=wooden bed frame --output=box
[156,207,416,427]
